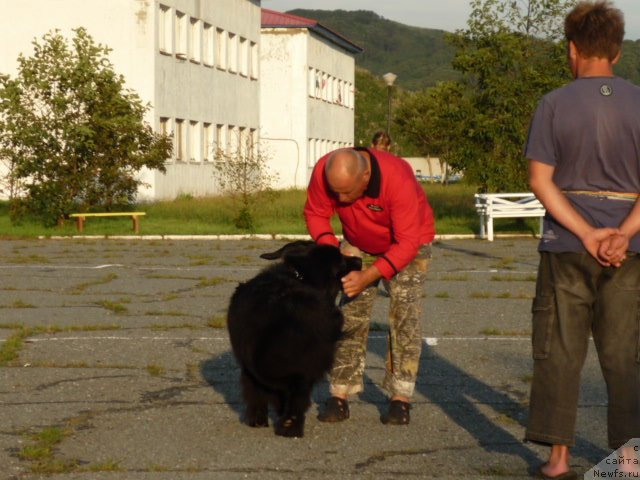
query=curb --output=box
[39,233,539,241]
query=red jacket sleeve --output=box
[303,157,340,247]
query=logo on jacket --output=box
[600,84,613,96]
[367,204,384,212]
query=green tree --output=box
[395,81,472,182]
[0,28,171,225]
[214,133,279,231]
[354,68,419,156]
[396,0,572,192]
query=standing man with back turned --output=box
[304,147,435,425]
[524,2,640,478]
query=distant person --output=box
[524,1,640,478]
[304,147,435,425]
[370,131,391,152]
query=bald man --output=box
[304,147,435,425]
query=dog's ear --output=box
[260,240,315,260]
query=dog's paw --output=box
[248,419,269,428]
[245,410,269,427]
[275,416,304,438]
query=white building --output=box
[0,0,261,200]
[260,9,362,189]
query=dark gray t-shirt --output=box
[525,76,640,252]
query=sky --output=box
[262,0,640,41]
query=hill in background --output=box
[287,9,459,90]
[288,8,640,89]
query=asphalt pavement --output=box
[0,237,613,479]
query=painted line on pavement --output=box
[2,335,530,345]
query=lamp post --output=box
[382,72,397,136]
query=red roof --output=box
[261,9,363,54]
[261,9,317,28]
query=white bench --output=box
[474,193,545,241]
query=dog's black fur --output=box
[227,241,362,437]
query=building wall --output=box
[150,0,261,199]
[0,0,261,201]
[259,29,308,189]
[260,28,356,189]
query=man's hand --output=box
[341,266,381,298]
[580,227,620,266]
[598,232,628,267]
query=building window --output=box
[250,41,258,79]
[203,23,214,66]
[228,33,237,73]
[227,125,238,155]
[322,73,329,101]
[250,128,258,156]
[238,127,247,156]
[160,117,172,160]
[175,11,187,58]
[308,68,315,97]
[189,121,200,162]
[203,123,213,161]
[216,28,226,70]
[349,83,355,109]
[159,5,172,54]
[239,37,248,77]
[175,119,186,161]
[308,138,316,166]
[189,18,201,63]
[216,124,226,155]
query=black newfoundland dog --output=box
[227,241,362,437]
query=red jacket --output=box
[304,148,435,279]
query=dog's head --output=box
[261,242,362,299]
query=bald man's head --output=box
[324,149,371,203]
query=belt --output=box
[562,190,640,202]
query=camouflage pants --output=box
[329,244,431,398]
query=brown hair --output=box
[370,130,391,151]
[564,1,624,61]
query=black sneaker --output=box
[318,397,350,423]
[381,400,411,425]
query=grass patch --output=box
[146,364,165,376]
[434,291,450,298]
[470,291,492,299]
[480,328,530,336]
[94,300,128,314]
[19,426,77,474]
[207,315,227,329]
[439,273,469,281]
[69,273,118,294]
[145,274,197,280]
[196,276,227,287]
[150,323,199,330]
[10,300,36,308]
[492,256,517,270]
[0,329,30,366]
[86,460,122,472]
[0,184,542,238]
[520,374,534,383]
[490,274,537,282]
[8,254,51,264]
[146,310,188,317]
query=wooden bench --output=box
[69,212,146,234]
[474,193,545,241]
